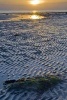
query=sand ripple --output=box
[0,13,67,99]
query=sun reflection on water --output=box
[0,13,44,22]
[9,11,44,21]
[10,14,44,21]
[30,14,43,19]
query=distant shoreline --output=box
[0,10,67,14]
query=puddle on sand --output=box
[0,13,45,22]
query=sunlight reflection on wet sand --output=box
[0,14,44,22]
[10,14,44,21]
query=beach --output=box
[0,12,67,100]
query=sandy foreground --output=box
[0,13,67,100]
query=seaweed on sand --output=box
[3,75,61,93]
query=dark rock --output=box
[14,34,20,36]
[4,80,16,85]
[3,75,61,92]
[16,78,25,82]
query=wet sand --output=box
[0,12,67,100]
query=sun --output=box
[30,0,40,5]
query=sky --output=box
[0,0,67,11]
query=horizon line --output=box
[0,10,67,13]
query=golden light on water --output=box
[30,14,43,19]
[31,15,39,19]
[30,10,44,19]
[0,13,44,22]
[9,14,44,21]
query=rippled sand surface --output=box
[0,12,67,100]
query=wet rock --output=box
[4,80,16,85]
[3,75,61,92]
[14,34,20,36]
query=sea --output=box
[0,11,67,100]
